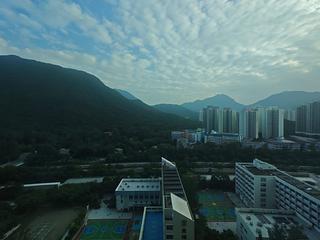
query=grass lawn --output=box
[80,219,128,240]
[198,190,236,222]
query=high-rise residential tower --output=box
[296,101,320,134]
[265,107,284,139]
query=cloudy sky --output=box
[0,0,320,105]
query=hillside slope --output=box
[250,91,320,109]
[0,55,197,132]
[153,104,199,120]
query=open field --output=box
[198,190,236,222]
[80,219,128,240]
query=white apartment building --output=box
[235,159,320,232]
[204,133,242,144]
[115,178,161,210]
[265,107,284,139]
[235,159,277,208]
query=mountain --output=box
[115,89,138,100]
[181,94,245,112]
[0,55,197,132]
[153,104,199,120]
[251,91,320,109]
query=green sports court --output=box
[80,219,128,240]
[198,190,236,222]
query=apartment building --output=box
[235,159,276,208]
[235,159,320,232]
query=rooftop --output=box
[63,177,104,185]
[23,182,61,187]
[236,208,319,240]
[237,162,277,176]
[171,193,193,220]
[115,178,161,192]
[237,160,320,200]
[274,171,320,200]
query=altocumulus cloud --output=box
[0,0,319,104]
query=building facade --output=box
[240,109,259,139]
[115,178,161,210]
[205,133,242,144]
[235,159,320,232]
[265,107,284,139]
[296,101,320,135]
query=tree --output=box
[287,226,308,240]
[269,224,287,240]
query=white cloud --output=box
[1,0,112,45]
[0,0,320,104]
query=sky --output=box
[0,0,320,105]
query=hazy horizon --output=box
[0,0,319,105]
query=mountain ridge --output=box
[153,104,199,120]
[0,55,198,132]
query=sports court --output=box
[198,190,236,222]
[80,219,128,240]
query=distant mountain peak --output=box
[251,91,320,109]
[181,94,245,112]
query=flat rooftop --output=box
[274,171,320,200]
[23,182,61,187]
[115,178,161,192]
[236,208,319,240]
[237,163,277,176]
[63,177,104,185]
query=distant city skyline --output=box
[0,0,319,105]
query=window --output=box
[166,225,173,230]
[166,235,173,239]
[182,235,187,239]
